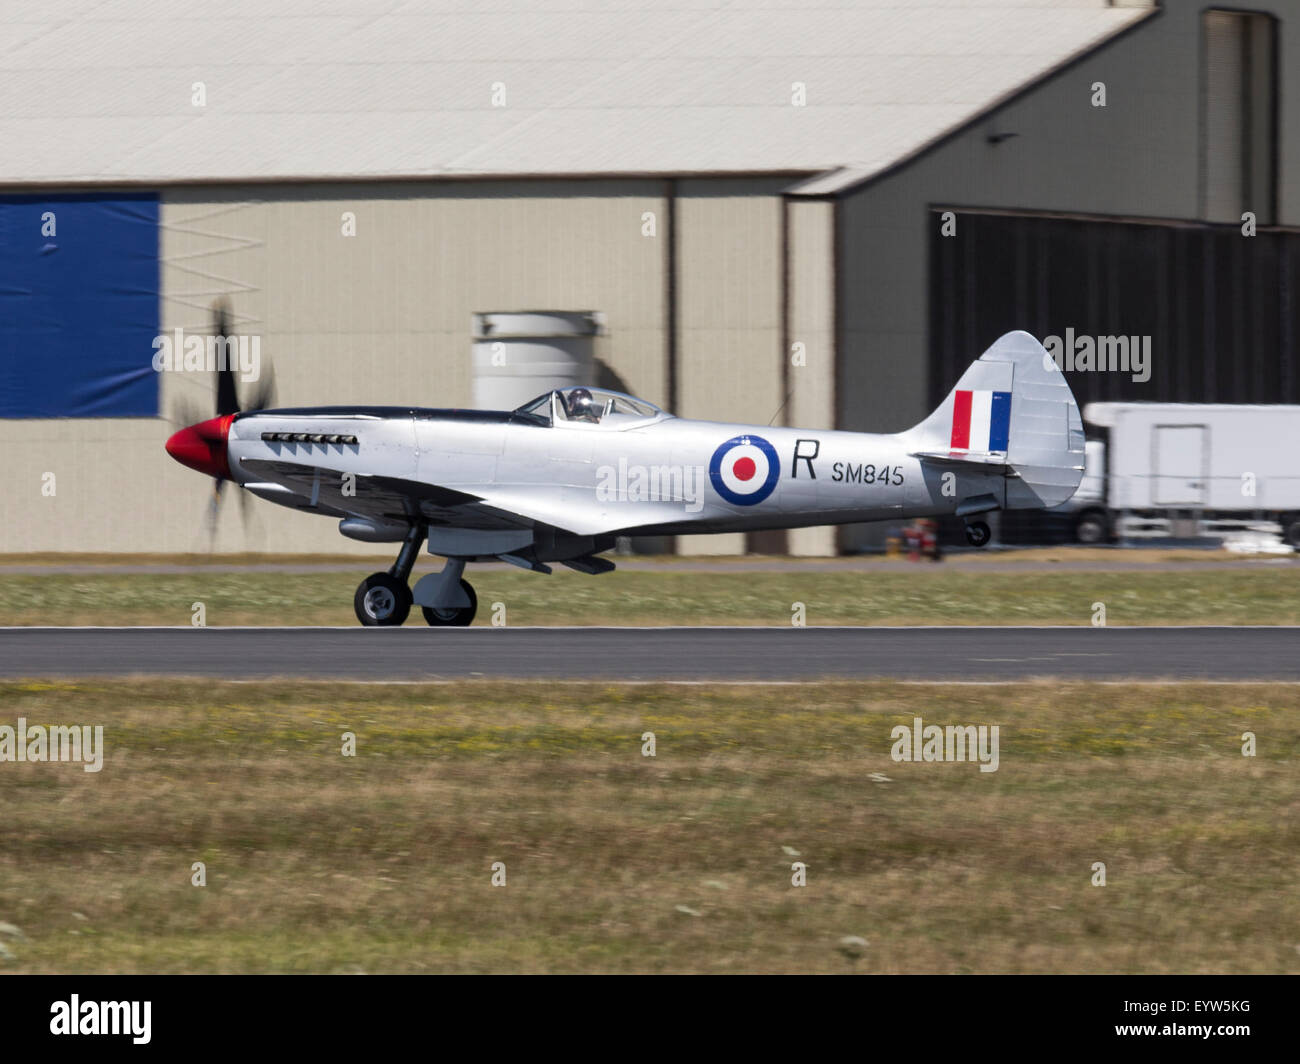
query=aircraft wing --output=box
[470,485,699,537]
[238,458,533,532]
[236,458,692,538]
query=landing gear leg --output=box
[964,520,991,549]
[389,523,425,585]
[353,523,425,627]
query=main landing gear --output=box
[963,520,991,548]
[352,524,478,627]
[354,572,412,627]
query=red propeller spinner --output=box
[165,414,234,480]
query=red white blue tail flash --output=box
[950,390,1011,452]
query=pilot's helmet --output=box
[566,387,597,421]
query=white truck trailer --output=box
[1054,403,1300,546]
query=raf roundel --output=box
[709,434,780,506]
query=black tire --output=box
[1075,510,1109,545]
[421,579,478,627]
[1284,518,1300,549]
[964,520,991,548]
[354,572,412,627]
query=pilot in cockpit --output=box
[564,387,601,423]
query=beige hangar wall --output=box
[6,177,815,556]
[674,178,786,555]
[5,180,670,554]
[784,198,838,557]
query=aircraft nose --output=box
[165,414,234,479]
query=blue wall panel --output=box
[0,192,160,417]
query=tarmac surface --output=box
[1,626,1296,681]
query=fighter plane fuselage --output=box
[227,408,999,538]
[165,331,1085,625]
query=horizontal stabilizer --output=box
[911,450,1011,470]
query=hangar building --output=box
[2,0,1298,554]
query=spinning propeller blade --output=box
[165,299,276,541]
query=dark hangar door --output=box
[928,210,1300,410]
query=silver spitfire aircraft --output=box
[165,330,1084,626]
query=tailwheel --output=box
[964,520,991,548]
[422,579,478,627]
[354,572,413,627]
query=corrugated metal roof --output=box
[1,1,1152,185]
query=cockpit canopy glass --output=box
[514,387,667,427]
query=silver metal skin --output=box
[221,331,1084,615]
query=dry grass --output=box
[2,566,1300,626]
[0,679,1297,973]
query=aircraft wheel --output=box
[964,520,991,548]
[354,572,412,627]
[422,579,478,627]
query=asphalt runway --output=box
[0,626,1297,681]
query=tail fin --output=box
[904,331,1085,509]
